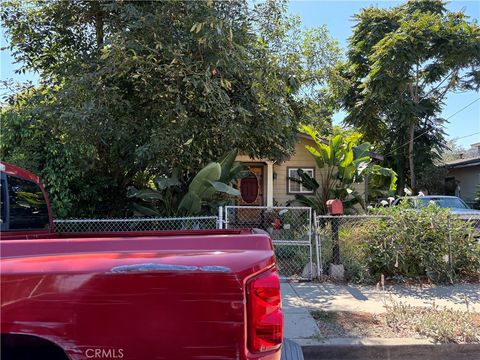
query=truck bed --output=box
[1,230,278,360]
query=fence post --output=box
[331,217,340,265]
[448,214,453,281]
[313,211,321,279]
[218,206,223,229]
[224,206,229,229]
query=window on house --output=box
[288,168,315,194]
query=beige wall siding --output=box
[237,137,366,207]
[273,138,366,206]
[447,165,480,207]
[273,138,321,205]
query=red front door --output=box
[238,165,264,206]
[236,165,264,226]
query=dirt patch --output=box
[311,310,413,339]
[311,308,480,343]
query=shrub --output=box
[365,204,479,283]
[321,203,480,283]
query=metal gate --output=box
[223,206,313,280]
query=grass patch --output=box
[310,303,480,343]
[384,299,480,344]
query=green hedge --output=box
[322,204,480,284]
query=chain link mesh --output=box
[53,210,479,282]
[224,206,313,280]
[315,213,480,280]
[315,215,391,278]
[54,216,220,233]
[451,213,480,234]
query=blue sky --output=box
[286,0,480,148]
[1,0,479,148]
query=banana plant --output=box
[289,125,397,214]
[128,149,244,216]
[177,162,240,214]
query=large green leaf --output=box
[355,160,371,176]
[318,142,332,164]
[189,162,221,195]
[207,180,240,196]
[294,169,319,191]
[219,149,238,182]
[353,143,371,159]
[368,164,398,192]
[341,164,356,182]
[306,145,322,158]
[127,187,163,201]
[352,157,371,169]
[178,191,202,215]
[300,124,323,148]
[339,149,354,168]
[132,203,161,216]
[331,135,343,154]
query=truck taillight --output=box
[247,268,283,353]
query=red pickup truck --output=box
[0,162,283,360]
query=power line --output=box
[384,97,480,156]
[444,97,480,121]
[451,131,480,141]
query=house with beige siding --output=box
[235,133,366,207]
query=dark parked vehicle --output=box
[392,195,480,215]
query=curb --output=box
[293,337,433,346]
[300,341,480,360]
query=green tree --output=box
[0,87,102,217]
[1,0,340,217]
[253,0,344,133]
[441,139,468,162]
[343,0,479,193]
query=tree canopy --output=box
[342,0,479,193]
[1,0,341,217]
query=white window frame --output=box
[288,167,315,194]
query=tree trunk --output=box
[408,123,416,194]
[91,1,104,48]
[396,147,405,196]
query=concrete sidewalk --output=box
[289,282,480,314]
[281,282,321,341]
[281,282,480,344]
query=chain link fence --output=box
[315,215,391,279]
[53,209,479,283]
[315,213,480,283]
[223,206,313,280]
[54,216,220,233]
[451,213,480,234]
